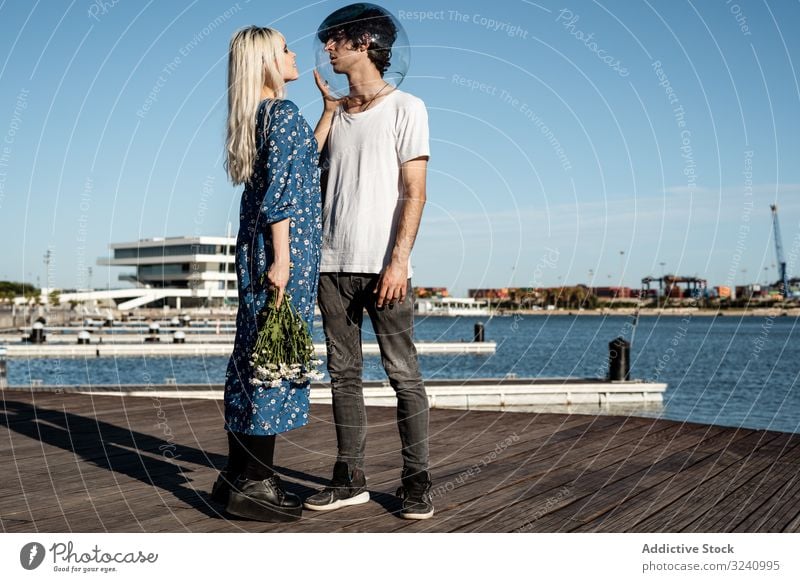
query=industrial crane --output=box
[770,204,790,298]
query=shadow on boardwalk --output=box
[1,390,799,532]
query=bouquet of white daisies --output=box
[250,291,324,387]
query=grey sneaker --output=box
[304,461,370,511]
[397,469,434,520]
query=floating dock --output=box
[1,390,796,532]
[4,377,668,411]
[0,340,496,358]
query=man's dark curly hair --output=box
[317,4,398,76]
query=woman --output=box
[212,26,322,523]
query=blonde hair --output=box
[225,26,286,185]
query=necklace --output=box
[350,82,391,112]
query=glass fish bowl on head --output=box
[314,3,410,98]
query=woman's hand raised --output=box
[314,69,344,114]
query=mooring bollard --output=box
[77,330,91,345]
[145,322,161,343]
[173,331,186,344]
[30,322,46,344]
[608,337,630,381]
[474,322,485,342]
[0,346,8,389]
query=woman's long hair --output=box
[225,26,286,185]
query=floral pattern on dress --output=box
[224,99,322,436]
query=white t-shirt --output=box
[320,89,430,275]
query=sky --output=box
[0,0,798,296]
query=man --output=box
[304,6,433,520]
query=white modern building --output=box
[83,235,237,309]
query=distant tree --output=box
[545,289,559,308]
[0,280,38,296]
[48,289,61,306]
[568,286,588,309]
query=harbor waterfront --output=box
[3,0,800,553]
[3,314,799,433]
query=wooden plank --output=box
[572,431,794,532]
[0,406,226,470]
[678,435,800,532]
[2,395,539,532]
[0,415,228,503]
[12,416,494,529]
[0,413,394,527]
[563,430,790,532]
[141,414,611,533]
[185,415,632,533]
[3,391,798,533]
[631,432,786,532]
[444,423,734,533]
[732,446,800,533]
[779,491,800,533]
[329,417,679,533]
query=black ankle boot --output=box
[226,475,302,522]
[210,470,240,505]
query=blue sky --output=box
[0,0,798,296]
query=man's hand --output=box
[374,156,427,309]
[374,261,408,308]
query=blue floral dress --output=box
[224,99,322,436]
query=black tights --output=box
[226,432,276,481]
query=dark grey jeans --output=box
[317,273,429,474]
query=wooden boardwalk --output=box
[1,390,799,533]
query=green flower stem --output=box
[250,286,319,385]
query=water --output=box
[7,314,800,433]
